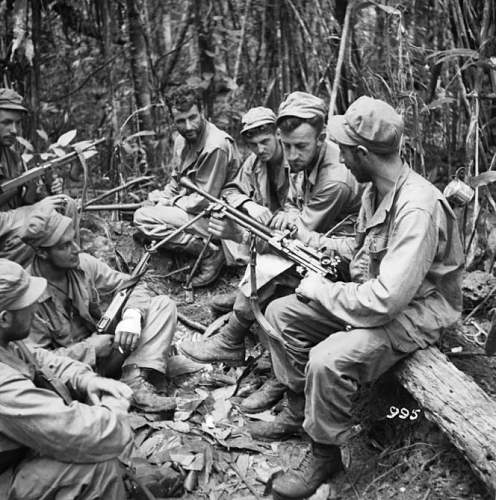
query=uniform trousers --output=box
[134,204,249,265]
[265,294,419,445]
[122,295,177,374]
[0,456,125,500]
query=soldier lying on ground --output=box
[133,84,240,287]
[210,105,290,314]
[0,258,133,499]
[0,88,78,266]
[21,208,177,413]
[180,91,363,414]
[252,97,464,500]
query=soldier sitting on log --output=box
[0,88,78,266]
[20,208,178,413]
[133,84,240,287]
[253,97,465,500]
[0,258,133,499]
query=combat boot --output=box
[190,246,225,287]
[179,313,249,366]
[210,290,238,316]
[121,365,176,413]
[248,390,304,440]
[272,442,344,499]
[240,377,286,413]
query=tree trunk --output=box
[395,346,496,493]
[126,0,155,171]
[29,0,41,151]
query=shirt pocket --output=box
[367,235,389,279]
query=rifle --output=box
[0,138,105,206]
[96,208,211,334]
[179,176,344,283]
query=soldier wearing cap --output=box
[0,257,133,499]
[21,209,178,413]
[254,96,464,499]
[0,88,76,266]
[208,106,289,314]
[180,92,362,414]
[133,84,240,287]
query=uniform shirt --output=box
[159,121,240,214]
[26,253,151,366]
[306,164,464,350]
[0,147,43,265]
[285,140,363,233]
[0,343,131,460]
[0,146,38,210]
[222,150,289,213]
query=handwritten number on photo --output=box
[386,406,421,420]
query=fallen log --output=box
[395,346,496,493]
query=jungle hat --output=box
[0,259,46,311]
[241,107,276,134]
[21,209,73,249]
[0,88,28,112]
[328,96,404,154]
[276,92,327,124]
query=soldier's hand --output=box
[295,271,326,303]
[115,309,141,353]
[35,194,68,212]
[243,201,272,225]
[270,210,297,231]
[291,218,312,243]
[87,333,114,358]
[50,176,64,194]
[84,376,133,410]
[208,212,243,243]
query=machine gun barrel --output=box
[179,176,340,281]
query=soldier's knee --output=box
[308,345,338,376]
[151,294,177,315]
[133,206,149,225]
[265,296,285,324]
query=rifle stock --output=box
[179,176,342,281]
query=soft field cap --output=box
[328,96,404,154]
[0,88,28,112]
[241,107,276,134]
[276,91,326,124]
[0,259,46,311]
[21,209,72,249]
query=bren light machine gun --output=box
[178,176,346,339]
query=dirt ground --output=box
[80,215,494,500]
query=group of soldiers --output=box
[0,84,464,499]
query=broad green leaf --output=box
[469,171,496,188]
[21,153,33,164]
[57,129,77,147]
[16,136,33,151]
[36,129,49,142]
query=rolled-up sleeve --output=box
[311,209,438,327]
